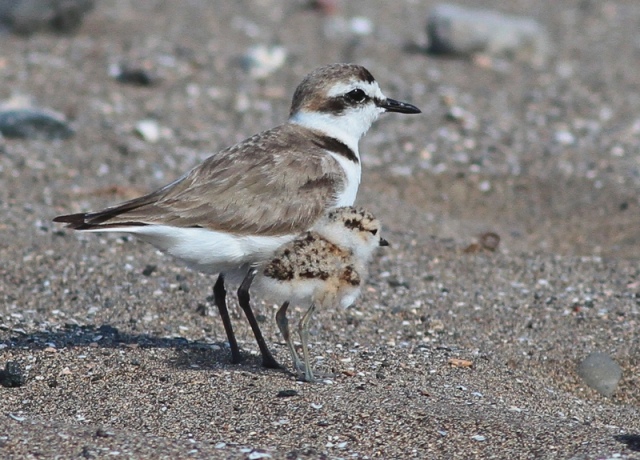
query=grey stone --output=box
[427,4,550,64]
[577,352,622,397]
[0,109,73,140]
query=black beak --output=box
[379,98,421,114]
[379,238,390,247]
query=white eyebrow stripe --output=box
[326,81,386,100]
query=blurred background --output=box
[1,0,638,260]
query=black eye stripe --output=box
[315,88,371,114]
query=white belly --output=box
[85,225,295,277]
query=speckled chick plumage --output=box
[257,206,383,309]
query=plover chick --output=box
[252,207,388,382]
[53,64,419,368]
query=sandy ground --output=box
[1,0,639,458]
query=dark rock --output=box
[195,303,209,317]
[80,446,97,459]
[142,264,157,276]
[276,389,298,397]
[0,361,27,388]
[0,109,73,140]
[614,434,640,452]
[0,0,94,35]
[113,65,158,87]
[388,278,410,288]
[97,325,119,338]
[256,314,267,323]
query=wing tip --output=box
[53,212,90,229]
[53,212,149,231]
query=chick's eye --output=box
[370,229,378,235]
[346,88,367,103]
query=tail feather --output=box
[53,194,157,230]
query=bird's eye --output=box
[369,229,378,235]
[345,88,367,103]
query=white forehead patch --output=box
[327,80,386,100]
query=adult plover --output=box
[53,63,419,368]
[252,206,388,382]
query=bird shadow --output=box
[0,323,280,374]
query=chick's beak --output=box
[379,238,390,247]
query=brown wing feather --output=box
[54,124,347,236]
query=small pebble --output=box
[135,119,160,143]
[322,14,373,41]
[95,428,115,438]
[110,64,157,87]
[479,232,500,251]
[577,352,622,397]
[0,109,73,140]
[241,44,287,80]
[349,16,373,36]
[478,180,491,192]
[554,130,576,146]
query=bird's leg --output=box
[238,268,282,369]
[298,302,317,383]
[276,301,304,374]
[213,274,242,364]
